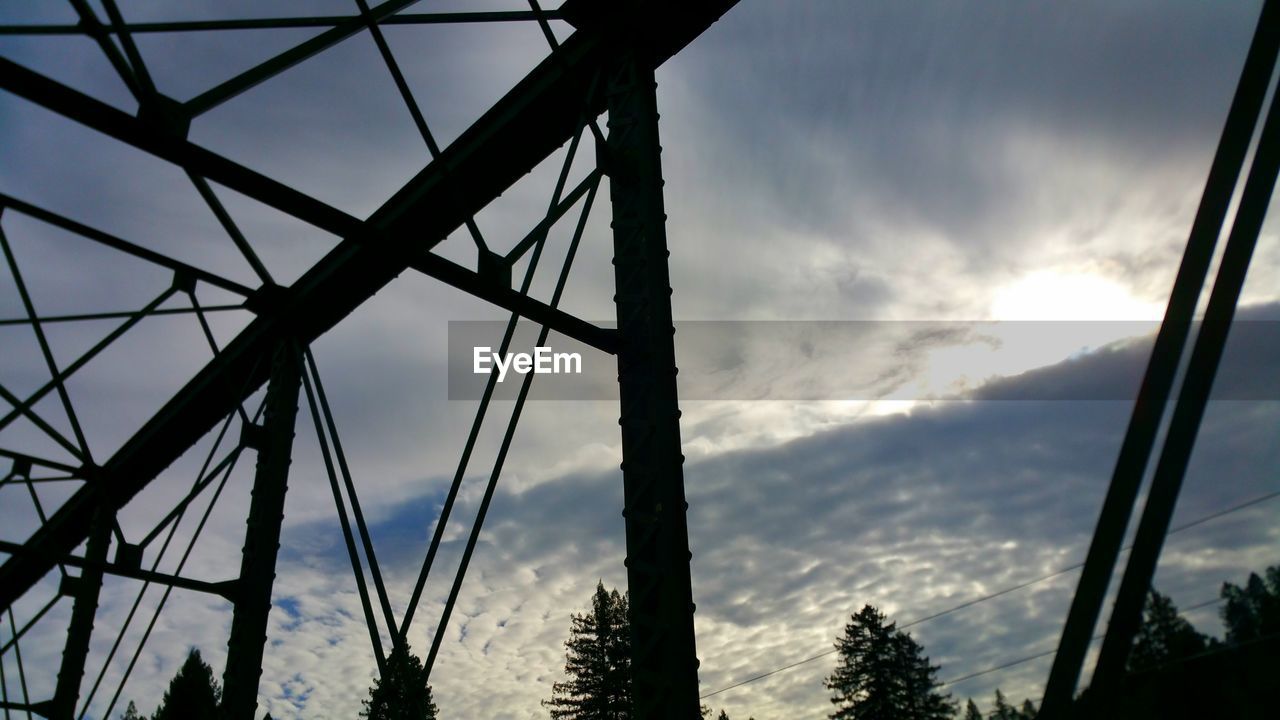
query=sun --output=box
[990,271,1163,321]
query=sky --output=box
[1,1,1279,719]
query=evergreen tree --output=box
[988,689,1017,720]
[151,648,220,720]
[717,711,731,720]
[119,701,143,720]
[360,642,439,720]
[1019,699,1036,719]
[543,582,631,719]
[1220,564,1280,645]
[824,605,953,720]
[963,699,982,720]
[1128,590,1207,673]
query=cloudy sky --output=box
[2,1,1278,718]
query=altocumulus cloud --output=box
[256,309,1278,719]
[3,1,1279,719]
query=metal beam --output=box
[1089,67,1280,699]
[0,540,238,601]
[219,343,301,720]
[51,509,111,720]
[607,50,701,717]
[0,0,737,612]
[407,252,617,354]
[0,11,563,36]
[1038,2,1280,714]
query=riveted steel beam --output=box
[0,0,739,613]
[607,49,701,718]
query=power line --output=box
[940,635,1103,688]
[940,595,1230,688]
[697,489,1277,700]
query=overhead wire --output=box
[698,489,1278,700]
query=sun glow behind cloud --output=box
[991,271,1164,322]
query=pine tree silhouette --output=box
[360,642,439,720]
[824,604,953,720]
[543,581,631,719]
[151,648,220,720]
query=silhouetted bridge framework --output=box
[1,1,1278,718]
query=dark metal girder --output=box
[407,252,617,354]
[0,0,737,617]
[0,539,238,602]
[0,64,362,239]
[1038,2,1280,713]
[1089,65,1280,699]
[0,11,563,36]
[220,343,301,720]
[51,510,112,719]
[607,50,700,718]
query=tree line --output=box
[119,561,1277,717]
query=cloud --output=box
[230,315,1277,718]
[3,2,1278,719]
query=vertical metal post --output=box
[51,507,112,720]
[606,49,701,718]
[220,342,300,720]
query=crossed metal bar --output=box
[1,1,738,718]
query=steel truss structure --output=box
[1,1,1277,719]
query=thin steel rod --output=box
[18,470,69,581]
[1092,71,1280,695]
[183,0,421,118]
[138,444,240,549]
[0,385,84,461]
[186,290,251,426]
[424,175,597,679]
[0,287,178,437]
[528,0,560,50]
[299,359,387,674]
[86,393,263,719]
[98,403,254,720]
[505,168,599,263]
[0,450,78,475]
[5,611,31,720]
[407,249,614,354]
[400,121,589,636]
[397,244,549,636]
[352,0,491,254]
[79,441,241,718]
[0,11,561,35]
[186,173,275,286]
[0,66,363,240]
[0,596,58,657]
[1039,1,1280,713]
[0,303,242,327]
[0,225,93,460]
[304,351,398,644]
[0,193,256,296]
[0,541,234,599]
[66,0,140,100]
[98,0,156,98]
